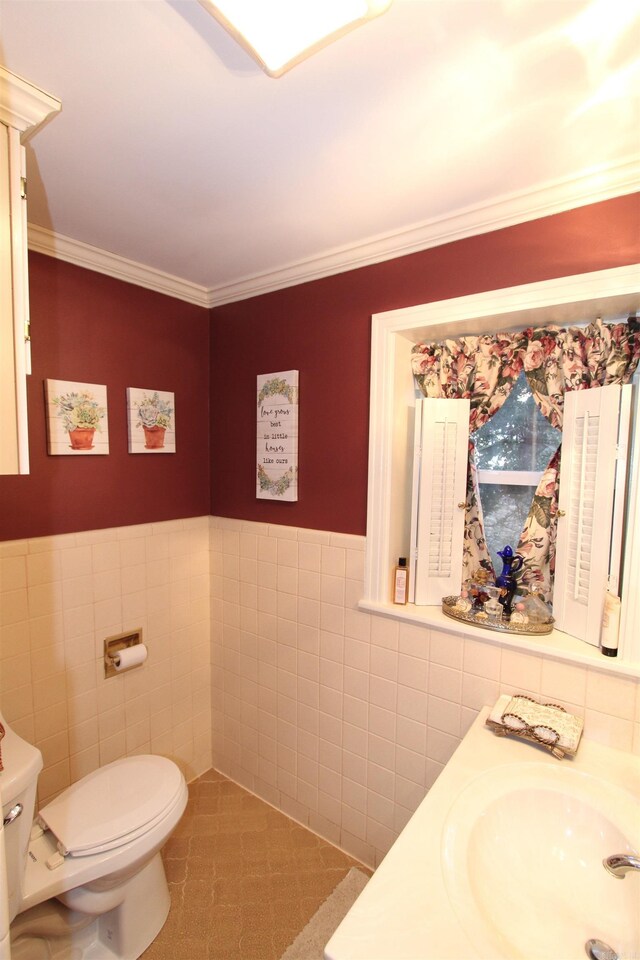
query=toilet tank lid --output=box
[0,713,43,810]
[38,755,185,856]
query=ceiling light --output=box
[199,0,393,78]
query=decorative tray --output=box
[442,596,554,635]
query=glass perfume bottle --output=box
[483,585,503,620]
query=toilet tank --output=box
[0,712,43,922]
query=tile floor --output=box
[141,769,369,960]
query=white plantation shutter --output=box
[410,398,470,605]
[554,384,629,646]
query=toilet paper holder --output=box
[104,629,144,678]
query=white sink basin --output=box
[325,709,640,960]
[442,763,640,959]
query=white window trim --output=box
[477,469,543,485]
[362,263,640,678]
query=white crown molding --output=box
[0,66,61,136]
[28,156,639,310]
[27,225,210,308]
[208,157,640,306]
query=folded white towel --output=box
[487,694,583,757]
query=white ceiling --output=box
[1,0,638,305]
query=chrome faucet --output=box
[603,854,640,878]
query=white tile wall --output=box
[210,517,640,868]
[3,514,638,869]
[0,518,211,805]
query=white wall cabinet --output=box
[0,67,60,475]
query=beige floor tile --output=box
[141,769,369,960]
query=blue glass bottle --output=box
[496,545,524,618]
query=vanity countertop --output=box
[325,708,640,960]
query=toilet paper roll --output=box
[114,643,148,671]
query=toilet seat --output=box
[38,756,184,857]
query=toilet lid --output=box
[38,755,184,857]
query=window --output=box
[362,263,640,670]
[474,371,561,573]
[411,381,633,649]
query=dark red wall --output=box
[0,254,210,541]
[1,195,637,543]
[210,194,640,535]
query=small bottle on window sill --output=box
[392,557,409,605]
[600,591,620,657]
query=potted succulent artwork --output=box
[52,389,106,450]
[135,392,173,449]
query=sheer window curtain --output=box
[411,318,640,601]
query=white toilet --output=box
[0,710,188,960]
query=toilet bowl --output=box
[0,711,188,960]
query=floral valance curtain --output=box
[411,318,640,599]
[522,319,640,427]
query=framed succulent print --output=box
[45,379,109,455]
[127,388,176,453]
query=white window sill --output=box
[358,599,640,679]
